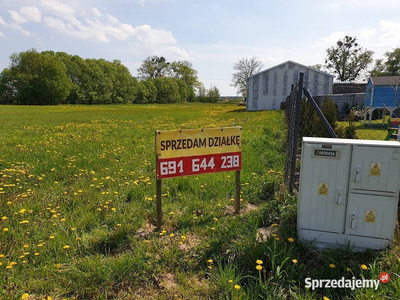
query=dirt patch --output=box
[161,273,176,289]
[224,203,260,215]
[135,222,156,238]
[243,203,259,213]
[256,226,279,242]
[177,233,202,251]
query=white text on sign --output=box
[157,153,241,179]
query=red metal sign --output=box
[157,152,241,179]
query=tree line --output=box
[0,50,220,105]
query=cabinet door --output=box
[298,143,351,233]
[350,145,400,194]
[345,193,397,240]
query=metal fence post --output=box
[289,72,304,194]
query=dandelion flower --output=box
[1,216,7,220]
[228,279,233,283]
[361,264,368,270]
[271,223,278,227]
[329,264,335,268]
[292,259,298,264]
[169,234,175,237]
[287,238,294,243]
[234,285,241,290]
[63,245,70,249]
[256,265,262,270]
[21,293,29,299]
[3,228,8,232]
[34,252,39,256]
[323,297,330,300]
[256,260,263,265]
[207,259,213,263]
[6,265,12,269]
[346,267,351,272]
[49,236,54,239]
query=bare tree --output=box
[231,57,263,97]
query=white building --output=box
[246,61,334,111]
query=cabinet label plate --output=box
[313,149,341,158]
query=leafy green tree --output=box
[171,61,200,101]
[206,85,220,103]
[143,79,157,103]
[0,68,14,104]
[325,35,374,81]
[5,49,71,105]
[370,48,400,76]
[195,83,208,102]
[231,56,263,96]
[176,79,188,102]
[111,61,138,103]
[137,56,170,80]
[154,77,180,103]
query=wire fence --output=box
[284,73,400,193]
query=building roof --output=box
[370,76,400,86]
[248,60,335,80]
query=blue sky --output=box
[1,0,400,96]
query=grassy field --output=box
[0,104,399,300]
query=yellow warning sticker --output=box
[365,210,376,223]
[318,183,329,195]
[370,163,381,176]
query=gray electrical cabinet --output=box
[297,137,400,250]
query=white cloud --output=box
[377,20,400,48]
[41,0,74,16]
[43,16,109,43]
[312,31,346,49]
[0,16,7,26]
[0,32,3,37]
[106,14,119,25]
[92,7,103,17]
[359,27,376,40]
[8,10,26,24]
[130,42,192,61]
[20,6,42,23]
[133,24,176,44]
